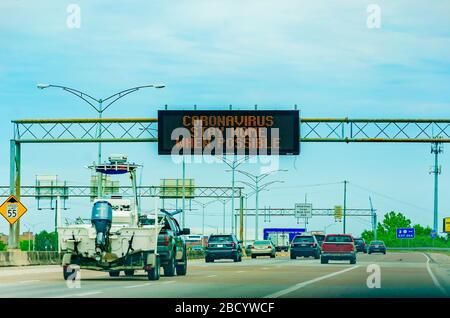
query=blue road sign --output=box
[430,230,437,239]
[396,228,415,239]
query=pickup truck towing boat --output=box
[58,155,163,280]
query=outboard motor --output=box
[91,201,113,260]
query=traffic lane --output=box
[280,252,447,298]
[0,257,351,298]
[1,252,447,298]
[68,258,355,298]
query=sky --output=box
[0,0,450,239]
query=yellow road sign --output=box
[334,205,343,221]
[444,217,450,233]
[0,195,27,225]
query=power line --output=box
[348,182,431,213]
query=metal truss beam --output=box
[0,186,242,199]
[236,208,374,217]
[12,117,450,143]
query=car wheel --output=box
[350,258,356,265]
[368,251,372,255]
[383,251,386,255]
[176,249,188,276]
[124,270,135,277]
[147,256,160,281]
[270,254,275,258]
[109,270,120,277]
[290,254,296,260]
[320,257,328,264]
[164,252,176,277]
[233,254,239,262]
[314,253,320,260]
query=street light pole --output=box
[218,155,248,236]
[37,83,165,199]
[234,169,287,240]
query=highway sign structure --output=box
[158,110,300,155]
[0,195,28,225]
[396,228,415,239]
[295,203,313,218]
[444,217,450,233]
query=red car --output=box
[320,234,356,264]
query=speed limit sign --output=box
[0,195,27,225]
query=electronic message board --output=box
[158,110,299,155]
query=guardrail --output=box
[387,247,450,251]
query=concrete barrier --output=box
[0,251,61,267]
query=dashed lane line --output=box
[264,265,360,298]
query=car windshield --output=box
[294,236,314,242]
[208,236,232,243]
[325,235,353,243]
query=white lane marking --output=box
[235,271,245,273]
[19,280,40,284]
[422,253,446,295]
[207,275,217,278]
[264,266,360,298]
[124,280,176,289]
[261,267,269,270]
[55,291,104,298]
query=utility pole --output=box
[430,142,443,235]
[369,196,377,240]
[343,180,348,234]
[182,157,186,228]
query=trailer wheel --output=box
[147,256,160,281]
[124,270,135,277]
[63,265,78,281]
[109,270,120,277]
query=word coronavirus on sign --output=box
[158,110,299,155]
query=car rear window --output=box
[371,241,384,245]
[293,236,314,243]
[209,236,232,243]
[254,240,271,245]
[354,239,363,243]
[325,235,353,243]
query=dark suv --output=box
[290,235,321,259]
[354,238,367,253]
[205,234,243,262]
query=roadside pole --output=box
[239,196,244,242]
[343,180,347,234]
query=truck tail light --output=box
[231,242,235,248]
[267,246,272,249]
[312,243,317,247]
[163,236,169,246]
[250,245,254,249]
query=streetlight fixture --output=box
[217,155,248,235]
[37,83,165,198]
[232,169,287,240]
[192,199,221,236]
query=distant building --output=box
[19,231,34,242]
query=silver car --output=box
[250,240,276,259]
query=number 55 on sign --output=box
[0,195,27,225]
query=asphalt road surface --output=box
[0,252,449,298]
